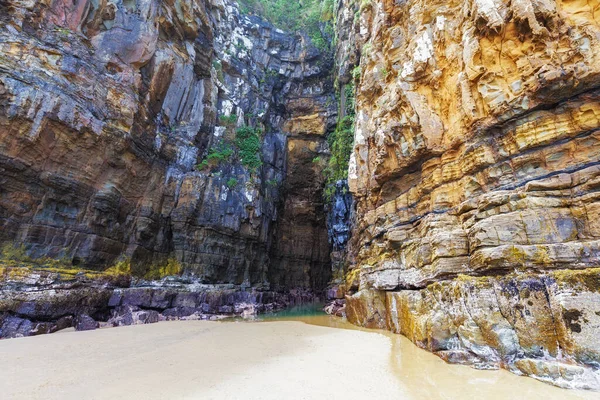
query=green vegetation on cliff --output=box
[235,125,263,172]
[323,82,355,200]
[197,142,234,170]
[238,0,335,50]
[197,120,263,174]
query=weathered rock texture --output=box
[345,0,600,390]
[0,0,334,287]
[325,179,353,297]
[0,264,310,338]
[0,0,337,336]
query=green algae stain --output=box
[0,243,133,282]
[104,258,132,277]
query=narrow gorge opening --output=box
[2,0,600,396]
[0,0,349,330]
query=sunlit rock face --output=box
[0,0,334,289]
[345,0,600,389]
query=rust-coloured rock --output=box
[345,289,386,329]
[344,0,600,389]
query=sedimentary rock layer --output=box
[0,0,334,289]
[0,264,312,338]
[347,269,600,389]
[345,0,600,389]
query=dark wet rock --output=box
[120,289,154,308]
[1,286,115,321]
[0,315,34,338]
[74,314,98,331]
[107,306,136,327]
[52,315,74,333]
[172,292,200,309]
[162,307,197,318]
[106,306,160,326]
[326,180,353,252]
[325,180,353,299]
[0,312,74,338]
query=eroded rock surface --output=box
[0,0,336,336]
[0,0,335,300]
[344,0,600,390]
[0,264,312,338]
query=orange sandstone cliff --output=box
[343,0,600,389]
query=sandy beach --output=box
[0,317,597,400]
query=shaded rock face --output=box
[0,0,334,291]
[269,81,337,291]
[344,0,600,390]
[325,179,353,296]
[327,180,352,253]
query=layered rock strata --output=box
[0,2,335,282]
[344,0,600,389]
[0,0,335,335]
[0,264,311,338]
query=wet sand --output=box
[0,316,597,400]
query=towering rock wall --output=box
[345,0,600,389]
[0,0,334,289]
[269,56,336,291]
[321,0,360,299]
[0,0,337,337]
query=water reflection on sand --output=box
[261,305,597,400]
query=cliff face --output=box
[0,0,336,336]
[3,0,600,390]
[0,0,334,286]
[345,0,600,389]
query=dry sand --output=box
[0,317,597,400]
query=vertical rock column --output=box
[269,77,337,292]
